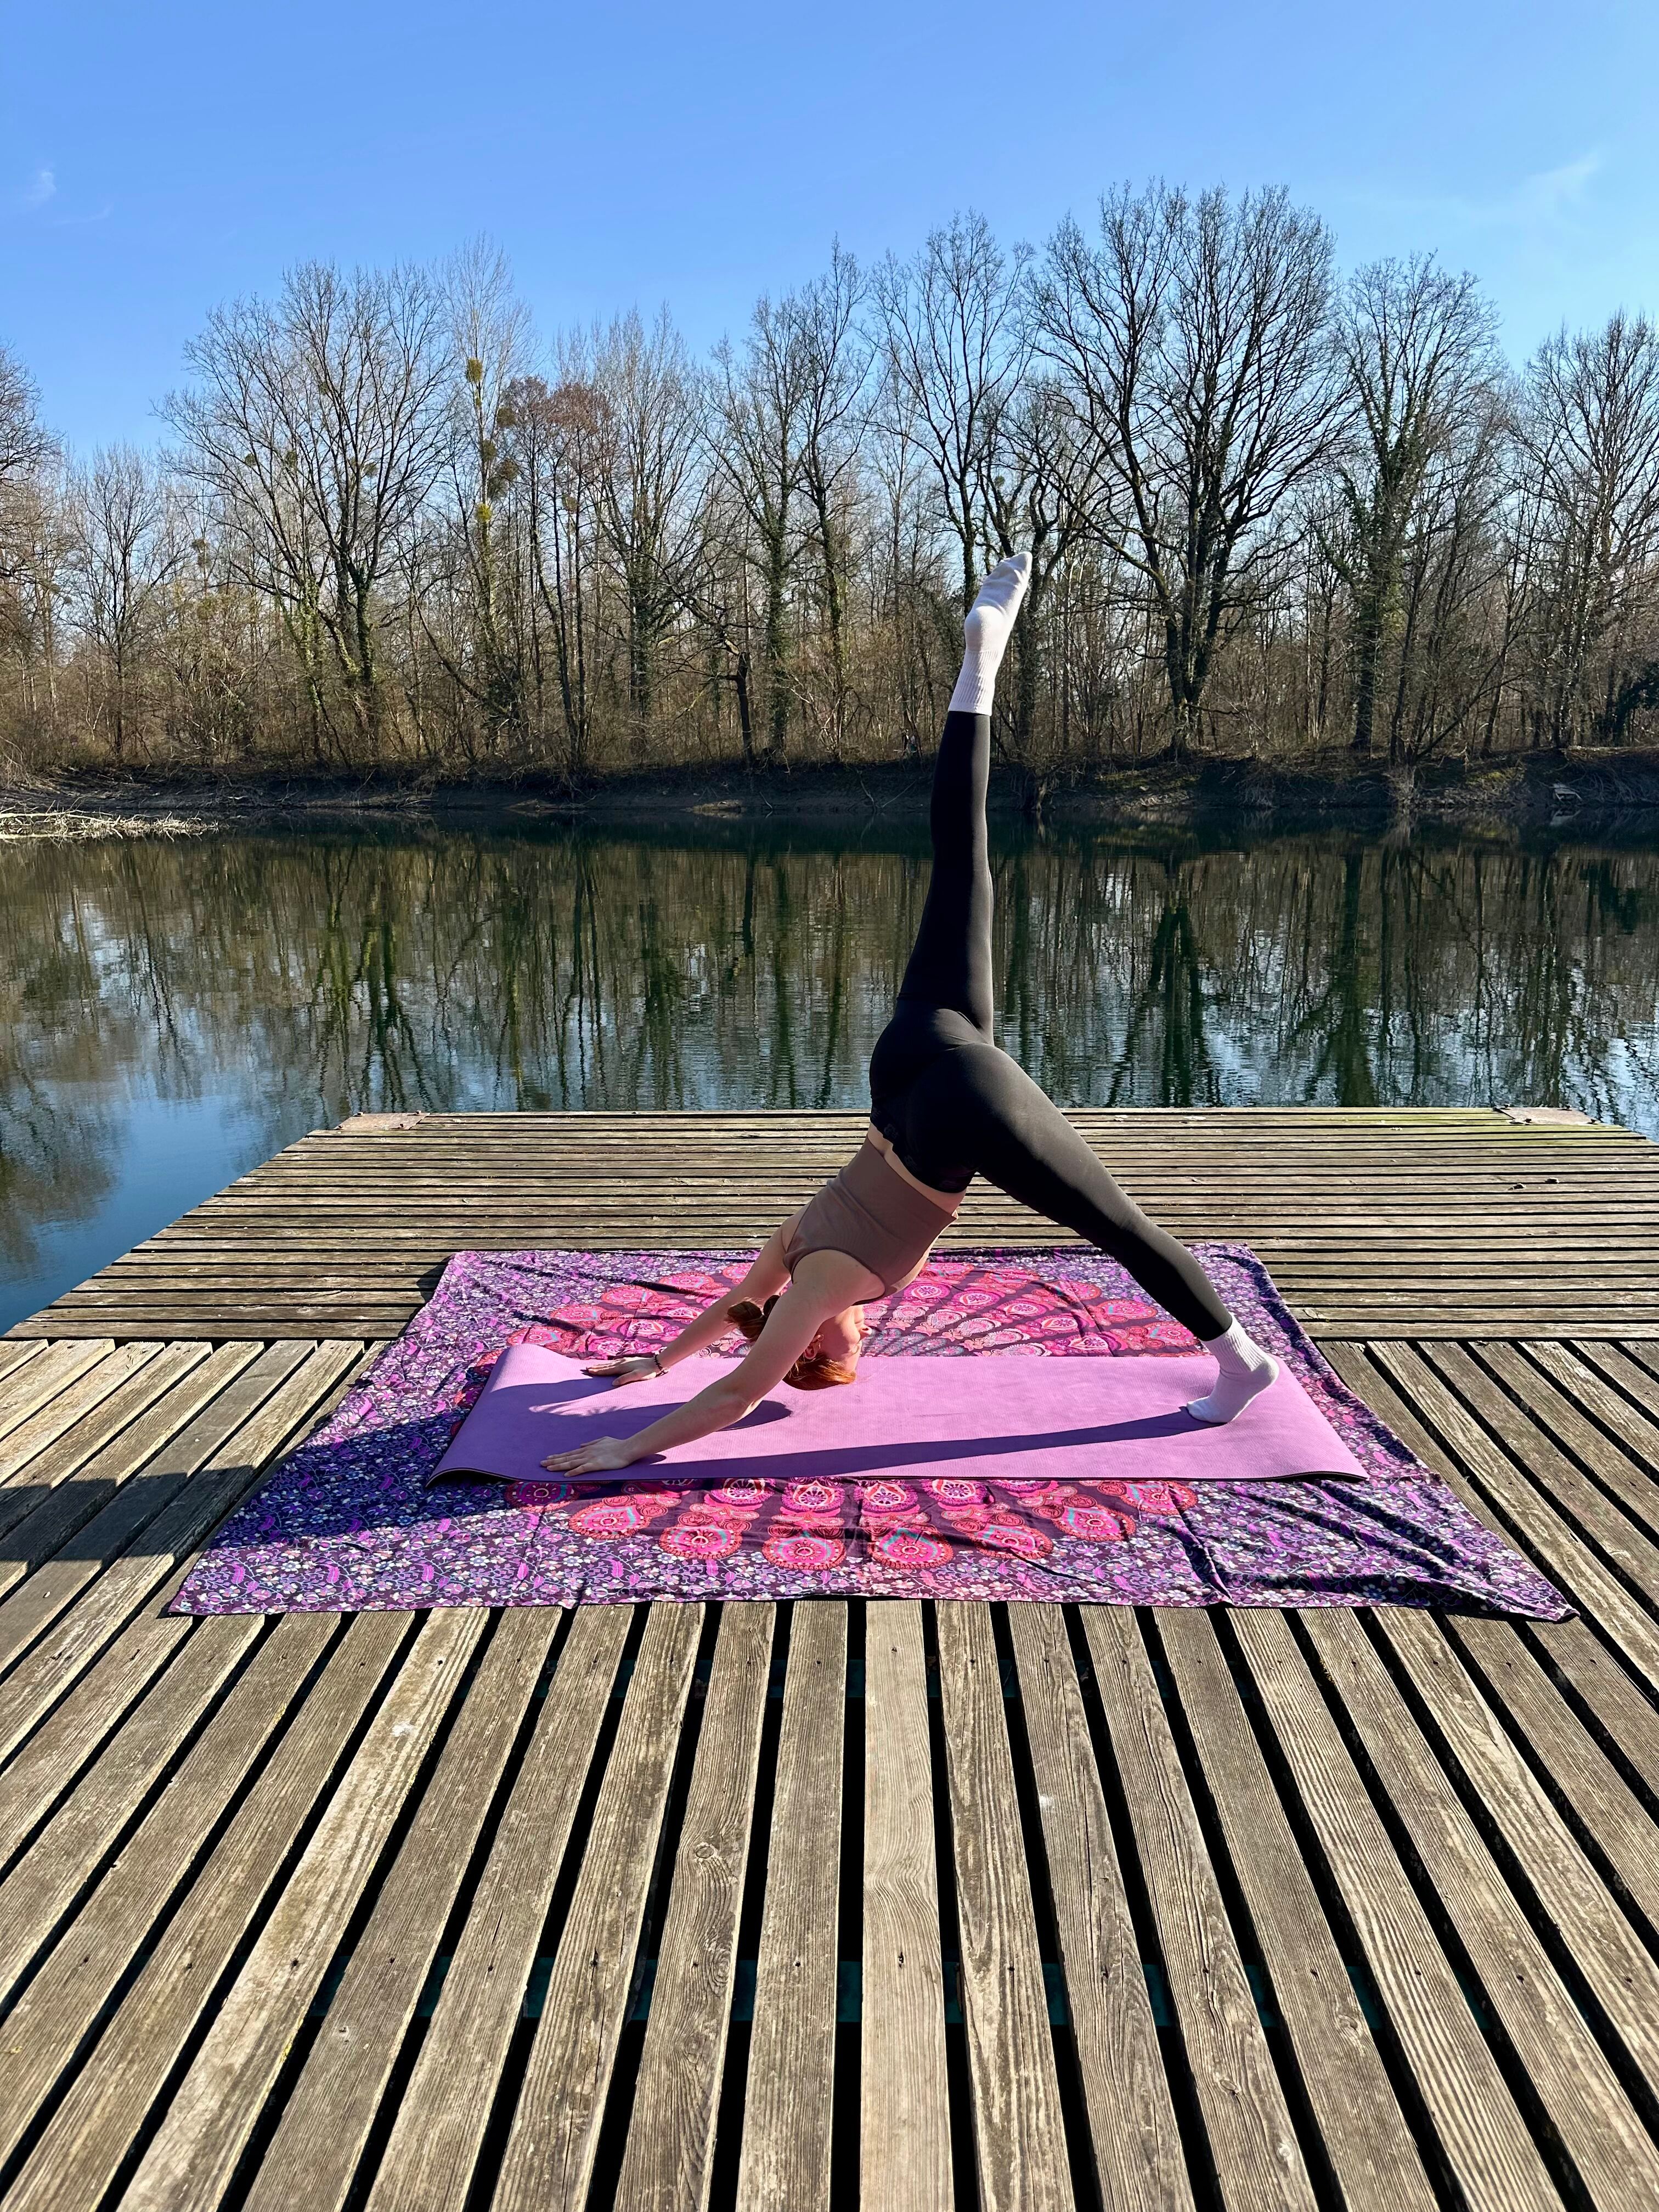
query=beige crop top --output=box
[782,1139,957,1296]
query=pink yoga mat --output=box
[430,1345,1369,1488]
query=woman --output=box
[544,554,1277,1478]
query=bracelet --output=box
[649,1350,666,1375]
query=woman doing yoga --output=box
[543,554,1277,1478]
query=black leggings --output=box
[868,711,1232,1341]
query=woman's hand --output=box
[582,1355,663,1387]
[541,1433,646,1476]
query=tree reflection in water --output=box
[4,820,1657,1323]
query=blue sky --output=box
[5,0,1656,453]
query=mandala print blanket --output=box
[171,1245,1569,1619]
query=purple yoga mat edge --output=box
[427,1343,1371,1491]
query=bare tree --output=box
[983,369,1110,802]
[426,242,535,752]
[505,362,612,780]
[1383,383,1509,765]
[878,212,1031,613]
[591,311,704,729]
[793,245,875,752]
[709,297,811,758]
[167,261,451,758]
[1327,256,1500,754]
[0,474,74,736]
[1037,183,1339,759]
[868,379,952,751]
[0,346,52,540]
[69,445,179,759]
[678,489,760,770]
[1519,311,1659,747]
[0,345,57,738]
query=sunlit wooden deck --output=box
[2,1108,1658,2211]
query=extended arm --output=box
[582,1218,799,1386]
[543,1246,879,1475]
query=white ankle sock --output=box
[948,552,1031,716]
[1187,1318,1279,1425]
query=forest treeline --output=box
[6,185,1659,800]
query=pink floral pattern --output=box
[170,1247,1570,1618]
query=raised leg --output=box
[955,1051,1234,1339]
[939,1045,1280,1418]
[894,555,1030,1035]
[894,710,995,1034]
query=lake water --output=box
[4,817,1657,1332]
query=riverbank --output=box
[5,744,1659,839]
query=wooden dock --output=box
[2,1107,1658,2210]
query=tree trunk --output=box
[1011,599,1041,769]
[1314,592,1333,743]
[733,651,755,770]
[1351,602,1379,754]
[811,485,848,757]
[764,527,788,759]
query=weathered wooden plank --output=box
[0,1342,157,1479]
[1531,1340,1659,1481]
[0,1613,190,1867]
[1527,1615,1659,1801]
[1347,1344,1659,1687]
[1420,1341,1659,1598]
[1302,1607,1659,2207]
[1446,1615,1659,1933]
[936,1601,1076,2212]
[123,1607,484,2210]
[0,1340,250,1588]
[861,1601,953,2212]
[1157,1610,1434,2212]
[0,1612,337,2176]
[1376,1609,1659,2106]
[1229,1609,1564,2212]
[0,1338,45,1390]
[0,1340,113,1440]
[0,1339,317,1680]
[1587,1338,1659,1401]
[1081,1607,1313,2212]
[495,1603,704,2212]
[10,1316,413,1342]
[366,1602,634,2212]
[241,1606,561,2212]
[616,1602,775,2212]
[1006,1602,1191,2212]
[1476,1341,1659,1539]
[3,1610,410,2212]
[0,1615,263,1999]
[0,1342,202,1510]
[0,1342,359,1761]
[733,1600,848,2212]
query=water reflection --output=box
[4,820,1657,1328]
